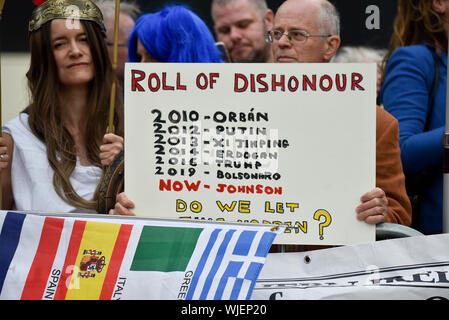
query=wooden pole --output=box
[108,0,120,134]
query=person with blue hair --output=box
[128,5,223,63]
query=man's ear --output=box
[323,35,341,62]
[265,9,274,30]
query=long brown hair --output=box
[383,0,447,78]
[26,20,123,211]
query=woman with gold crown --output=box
[0,0,124,213]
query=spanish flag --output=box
[55,220,132,300]
[0,212,132,300]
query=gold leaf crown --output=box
[29,0,105,33]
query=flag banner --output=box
[252,233,449,300]
[0,211,281,300]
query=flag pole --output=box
[108,0,120,134]
[0,0,6,210]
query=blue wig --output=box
[128,6,223,63]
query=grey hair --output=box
[93,0,141,21]
[332,46,387,66]
[212,0,268,19]
[318,0,340,36]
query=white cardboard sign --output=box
[124,63,376,245]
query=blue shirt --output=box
[380,43,447,234]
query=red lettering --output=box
[250,74,255,92]
[257,74,268,92]
[336,74,347,91]
[162,72,174,90]
[272,74,285,91]
[288,76,299,92]
[196,73,208,90]
[159,179,201,192]
[319,74,332,91]
[131,70,145,91]
[148,73,160,92]
[159,179,171,191]
[303,75,316,91]
[173,181,183,191]
[209,73,219,89]
[234,73,248,92]
[351,73,365,90]
[177,73,187,90]
[184,180,201,192]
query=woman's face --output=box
[51,19,94,87]
[137,39,160,62]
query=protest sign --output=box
[124,63,376,245]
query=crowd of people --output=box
[0,0,446,238]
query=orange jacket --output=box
[376,106,412,226]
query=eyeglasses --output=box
[266,29,331,43]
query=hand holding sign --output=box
[109,192,135,216]
[356,187,388,225]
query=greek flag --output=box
[186,229,276,300]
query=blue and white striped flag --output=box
[186,229,276,300]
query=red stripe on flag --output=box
[99,224,133,300]
[21,217,65,300]
[54,220,86,300]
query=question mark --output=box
[313,209,332,240]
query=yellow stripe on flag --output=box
[65,221,121,300]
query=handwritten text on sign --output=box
[124,63,376,245]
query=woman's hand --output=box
[0,136,10,170]
[100,133,123,166]
[109,192,136,216]
[0,133,15,210]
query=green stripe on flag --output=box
[131,226,203,272]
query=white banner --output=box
[253,234,449,300]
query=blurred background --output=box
[0,0,397,123]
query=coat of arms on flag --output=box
[0,211,281,300]
[79,250,106,278]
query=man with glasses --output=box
[269,0,412,228]
[212,0,274,63]
[269,0,340,63]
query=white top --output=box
[2,113,102,213]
